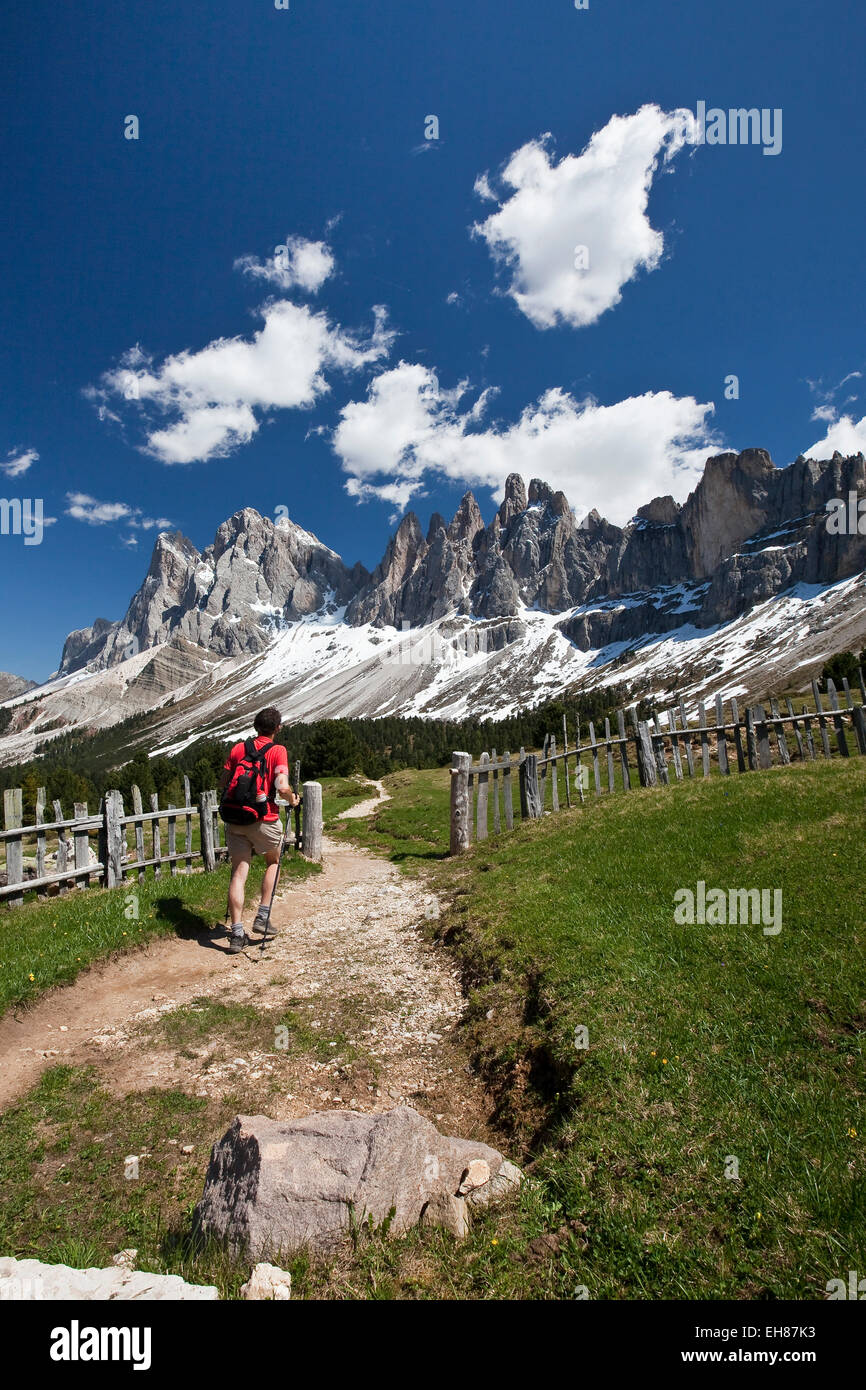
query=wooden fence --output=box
[1,764,322,907]
[450,674,866,855]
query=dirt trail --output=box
[0,814,490,1138]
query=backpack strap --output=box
[243,738,274,763]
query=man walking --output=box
[218,706,299,953]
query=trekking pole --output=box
[257,796,302,953]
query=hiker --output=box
[218,706,299,953]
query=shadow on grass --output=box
[154,896,226,945]
[387,849,449,864]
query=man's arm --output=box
[273,758,299,806]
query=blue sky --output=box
[2,0,865,680]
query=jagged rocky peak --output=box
[448,490,484,543]
[637,495,680,526]
[55,448,866,681]
[498,473,527,526]
[59,507,359,674]
[0,671,38,702]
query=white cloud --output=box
[234,236,336,294]
[91,300,393,464]
[805,414,866,460]
[65,493,173,531]
[2,448,39,478]
[446,291,461,306]
[332,361,721,525]
[66,493,134,524]
[472,105,696,330]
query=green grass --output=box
[0,1065,253,1297]
[319,774,378,824]
[149,994,367,1065]
[0,852,320,1018]
[331,767,451,869]
[430,758,866,1298]
[2,757,863,1299]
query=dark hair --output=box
[254,706,282,736]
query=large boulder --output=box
[194,1106,521,1258]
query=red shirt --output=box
[223,737,289,822]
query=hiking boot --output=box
[253,907,276,936]
[228,927,247,954]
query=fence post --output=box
[698,700,711,777]
[753,707,772,769]
[812,681,832,758]
[617,708,631,790]
[52,798,69,893]
[636,722,657,787]
[292,760,302,851]
[852,704,866,755]
[450,752,472,855]
[731,697,746,773]
[477,752,490,840]
[101,790,125,888]
[3,788,23,907]
[73,802,91,888]
[745,708,758,770]
[715,696,730,775]
[678,697,696,777]
[300,781,322,861]
[35,787,47,899]
[826,679,850,758]
[651,714,670,786]
[199,790,216,871]
[520,753,543,819]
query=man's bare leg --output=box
[253,849,282,935]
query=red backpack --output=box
[219,739,275,825]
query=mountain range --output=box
[2,447,865,765]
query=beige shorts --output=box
[225,818,283,863]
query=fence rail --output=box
[1,766,322,907]
[449,674,866,855]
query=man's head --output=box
[254,706,282,737]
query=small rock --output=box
[240,1262,292,1301]
[467,1159,523,1208]
[181,1145,194,1155]
[111,1249,137,1271]
[421,1193,470,1240]
[458,1159,491,1194]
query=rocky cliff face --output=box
[0,672,37,702]
[60,513,365,674]
[58,449,866,678]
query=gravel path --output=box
[0,831,492,1140]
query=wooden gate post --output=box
[450,752,472,855]
[102,790,125,888]
[301,781,323,861]
[3,789,23,907]
[636,722,657,787]
[520,753,543,819]
[199,790,216,872]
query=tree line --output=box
[0,684,632,823]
